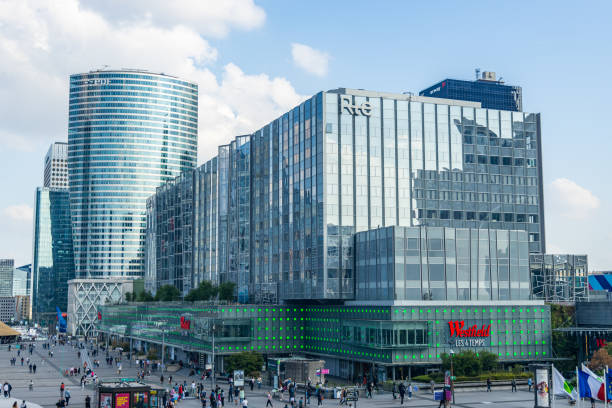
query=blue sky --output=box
[0,0,610,269]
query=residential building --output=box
[15,295,31,321]
[529,254,588,303]
[0,297,16,323]
[420,71,523,111]
[44,142,68,188]
[0,260,14,297]
[68,69,198,279]
[32,188,75,323]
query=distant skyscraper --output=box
[420,71,523,112]
[0,260,14,297]
[44,142,68,188]
[32,188,75,319]
[68,69,198,278]
[12,264,31,296]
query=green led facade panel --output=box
[98,302,551,365]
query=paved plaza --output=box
[0,340,593,408]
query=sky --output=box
[0,0,610,270]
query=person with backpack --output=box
[65,388,71,405]
[398,382,405,405]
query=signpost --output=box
[345,388,359,408]
[530,363,552,408]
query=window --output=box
[464,135,474,144]
[527,158,537,168]
[528,214,538,223]
[440,210,450,219]
[477,155,487,164]
[516,214,526,222]
[453,211,463,220]
[491,213,501,222]
[465,154,475,164]
[504,213,514,222]
[502,157,512,166]
[529,233,539,242]
[490,156,499,165]
[479,212,489,221]
[466,211,476,220]
[514,158,524,166]
[427,210,437,219]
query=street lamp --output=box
[449,349,455,405]
[211,323,216,391]
[160,329,166,373]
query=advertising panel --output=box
[234,370,245,387]
[116,393,131,408]
[535,368,550,407]
[100,393,112,408]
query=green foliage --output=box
[147,348,159,360]
[414,372,531,383]
[440,351,498,377]
[218,282,237,302]
[125,292,133,302]
[155,285,181,301]
[137,291,155,302]
[225,351,264,376]
[185,280,218,301]
[550,304,578,372]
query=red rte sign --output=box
[448,320,491,338]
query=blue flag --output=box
[607,369,612,400]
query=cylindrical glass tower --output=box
[68,70,198,278]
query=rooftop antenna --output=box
[475,68,481,80]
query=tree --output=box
[440,350,487,377]
[225,351,264,376]
[218,282,236,302]
[479,351,498,372]
[185,280,218,301]
[155,285,181,301]
[137,291,155,302]
[125,292,133,302]
[589,348,612,372]
[551,304,579,372]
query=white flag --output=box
[553,365,578,401]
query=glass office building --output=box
[355,226,530,301]
[32,188,75,320]
[0,259,14,297]
[147,88,545,301]
[68,70,198,278]
[530,254,589,303]
[420,73,523,112]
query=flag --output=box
[606,368,612,401]
[578,368,605,400]
[553,366,578,401]
[582,364,604,382]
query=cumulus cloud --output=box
[291,43,330,77]
[80,0,266,38]
[3,204,33,222]
[548,178,600,220]
[0,0,303,161]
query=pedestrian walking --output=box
[486,378,491,392]
[511,378,517,392]
[408,383,413,400]
[398,382,405,405]
[528,377,533,392]
[316,391,322,406]
[65,388,71,406]
[85,395,91,408]
[266,392,273,408]
[33,364,37,373]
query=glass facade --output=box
[420,78,523,112]
[530,254,589,303]
[32,188,75,318]
[147,88,545,301]
[355,226,531,302]
[99,301,551,377]
[0,259,14,297]
[68,70,198,278]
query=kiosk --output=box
[96,380,164,408]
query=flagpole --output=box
[576,366,582,408]
[606,365,608,408]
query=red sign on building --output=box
[448,320,491,338]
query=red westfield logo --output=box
[180,316,191,330]
[448,320,491,338]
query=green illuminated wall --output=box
[98,302,551,365]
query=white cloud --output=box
[291,43,330,77]
[0,0,303,162]
[548,178,600,220]
[3,204,33,222]
[80,0,266,38]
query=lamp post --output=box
[450,349,455,405]
[212,323,216,391]
[161,329,166,373]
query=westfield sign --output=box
[448,320,491,338]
